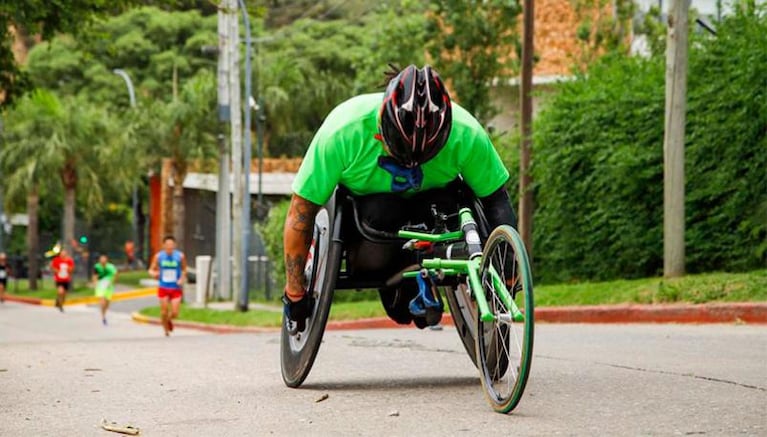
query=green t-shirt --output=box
[292,93,509,205]
[94,262,117,281]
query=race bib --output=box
[59,265,69,279]
[161,269,178,283]
[0,270,6,279]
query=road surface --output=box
[1,301,765,436]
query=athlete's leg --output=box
[159,295,171,335]
[0,281,5,303]
[56,283,68,311]
[168,295,182,332]
[100,297,111,324]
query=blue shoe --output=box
[409,273,443,327]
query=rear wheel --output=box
[476,225,534,413]
[280,199,341,388]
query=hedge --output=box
[532,7,767,283]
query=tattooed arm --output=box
[283,194,322,301]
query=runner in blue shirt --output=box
[148,236,187,336]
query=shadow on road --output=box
[300,375,479,392]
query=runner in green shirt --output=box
[92,254,118,326]
[283,65,517,330]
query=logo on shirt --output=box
[378,156,423,193]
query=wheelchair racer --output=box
[283,65,518,331]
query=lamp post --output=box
[237,0,253,312]
[113,69,141,266]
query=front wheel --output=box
[476,225,534,414]
[280,200,341,388]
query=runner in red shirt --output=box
[51,249,75,312]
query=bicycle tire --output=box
[476,225,534,414]
[280,199,341,388]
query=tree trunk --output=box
[137,194,146,264]
[61,165,77,254]
[26,187,40,290]
[172,161,186,248]
[161,158,174,239]
[63,185,76,254]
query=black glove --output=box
[282,291,314,334]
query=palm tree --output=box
[1,91,123,289]
[0,90,61,289]
[52,97,117,253]
[133,71,218,246]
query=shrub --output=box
[533,7,767,283]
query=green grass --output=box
[138,269,767,327]
[535,269,767,306]
[116,269,148,287]
[141,305,284,327]
[5,279,93,300]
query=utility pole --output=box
[216,1,232,299]
[228,0,244,308]
[238,0,253,312]
[663,0,690,278]
[519,0,535,255]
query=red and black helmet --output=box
[379,65,452,168]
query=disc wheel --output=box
[280,199,341,388]
[476,225,534,413]
[443,197,492,367]
[444,284,478,365]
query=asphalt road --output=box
[1,301,765,436]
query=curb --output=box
[129,302,767,334]
[534,302,767,324]
[3,287,157,307]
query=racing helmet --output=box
[379,65,452,167]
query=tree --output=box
[0,90,63,288]
[3,91,118,257]
[257,18,366,156]
[25,7,218,108]
[0,0,148,106]
[257,2,429,157]
[132,71,218,245]
[426,0,522,124]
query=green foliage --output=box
[258,1,428,157]
[0,0,148,106]
[426,0,521,124]
[26,6,218,108]
[684,7,767,271]
[353,1,428,93]
[569,0,636,68]
[257,199,289,286]
[533,7,767,283]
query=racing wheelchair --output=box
[280,181,534,413]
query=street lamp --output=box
[113,69,137,108]
[113,69,141,267]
